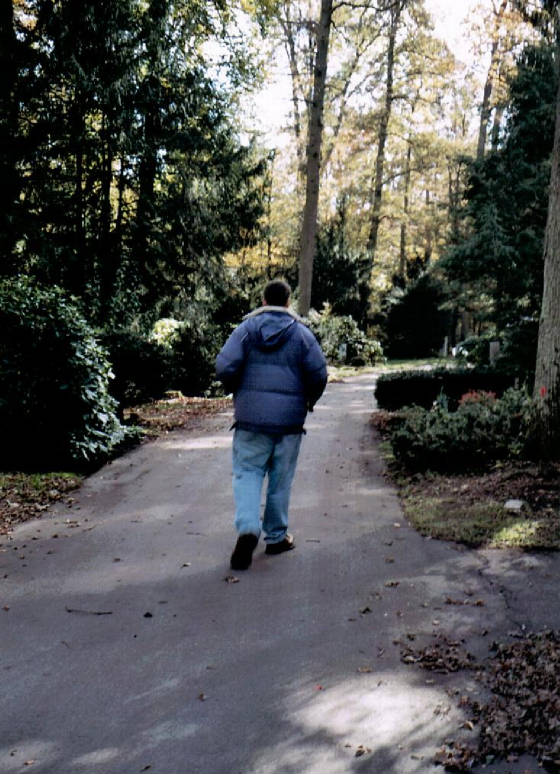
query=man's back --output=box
[216,307,327,435]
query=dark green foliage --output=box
[100,331,171,409]
[8,0,265,328]
[374,368,517,411]
[455,333,499,368]
[307,307,384,365]
[168,321,222,397]
[389,389,533,471]
[310,205,371,328]
[457,320,539,385]
[0,279,127,469]
[498,319,539,384]
[443,44,556,338]
[380,273,451,359]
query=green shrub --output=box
[381,273,451,359]
[455,322,538,386]
[307,304,384,365]
[169,319,222,396]
[389,388,532,471]
[0,278,127,469]
[455,333,499,368]
[374,368,517,411]
[497,319,539,384]
[100,330,171,409]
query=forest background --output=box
[1,0,559,470]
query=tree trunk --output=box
[366,0,402,262]
[532,68,560,458]
[281,3,306,190]
[297,0,333,317]
[398,139,412,279]
[476,0,507,161]
[424,188,432,265]
[491,100,505,150]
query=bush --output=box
[497,318,539,385]
[168,319,222,396]
[374,368,517,411]
[0,278,127,469]
[381,273,451,359]
[307,305,384,366]
[389,388,532,471]
[455,333,499,368]
[100,330,171,409]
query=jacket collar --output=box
[243,305,302,322]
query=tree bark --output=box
[281,3,306,190]
[476,0,507,161]
[398,139,412,279]
[366,0,402,263]
[297,0,333,317]
[532,66,560,458]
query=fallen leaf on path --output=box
[357,666,372,673]
[65,606,112,616]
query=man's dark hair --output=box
[264,279,291,307]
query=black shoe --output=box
[230,534,259,570]
[265,533,295,555]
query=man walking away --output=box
[216,279,327,571]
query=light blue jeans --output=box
[232,429,303,544]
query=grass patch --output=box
[372,412,560,550]
[376,357,452,372]
[400,487,560,549]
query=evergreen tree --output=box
[442,44,556,335]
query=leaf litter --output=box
[402,630,560,771]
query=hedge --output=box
[374,368,517,411]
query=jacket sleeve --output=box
[301,330,328,410]
[215,325,248,395]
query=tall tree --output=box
[297,0,332,316]
[476,0,508,160]
[366,0,404,262]
[531,1,560,456]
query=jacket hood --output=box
[245,309,298,351]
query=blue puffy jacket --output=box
[216,307,327,434]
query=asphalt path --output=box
[2,374,559,774]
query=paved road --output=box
[2,374,559,774]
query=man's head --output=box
[263,279,291,308]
